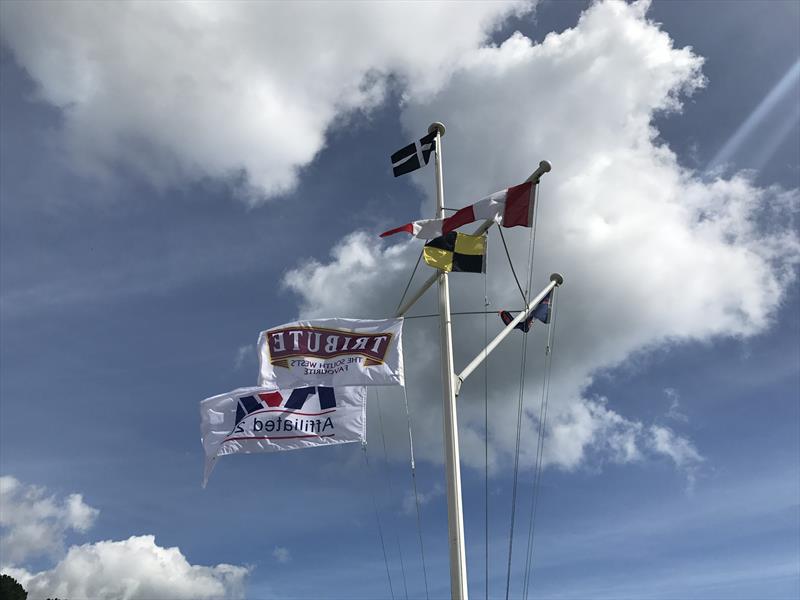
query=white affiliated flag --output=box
[258,317,404,389]
[200,385,366,486]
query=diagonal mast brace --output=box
[393,160,552,319]
[455,273,563,396]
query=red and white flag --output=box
[380,181,535,239]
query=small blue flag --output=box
[499,290,552,333]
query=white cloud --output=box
[402,484,444,516]
[0,475,99,564]
[234,344,254,371]
[5,535,248,600]
[0,0,530,201]
[647,424,703,491]
[282,0,799,478]
[544,398,644,469]
[272,546,291,564]
[664,388,689,422]
[648,425,703,469]
[1,477,249,599]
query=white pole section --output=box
[457,273,564,391]
[393,161,552,319]
[429,121,470,600]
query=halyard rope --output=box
[377,389,410,600]
[504,183,539,600]
[396,249,424,315]
[363,443,396,600]
[484,237,491,600]
[402,383,430,600]
[522,286,558,600]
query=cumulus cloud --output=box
[282,0,799,477]
[1,477,249,599]
[0,475,99,564]
[0,0,529,200]
[6,535,248,600]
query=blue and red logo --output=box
[234,387,336,426]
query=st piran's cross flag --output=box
[391,131,436,177]
[381,180,535,238]
[200,385,366,486]
[499,289,552,332]
[423,232,486,273]
[258,318,404,389]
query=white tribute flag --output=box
[258,317,404,389]
[200,385,366,486]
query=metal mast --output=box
[392,121,555,598]
[429,121,469,600]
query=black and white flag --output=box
[390,131,436,177]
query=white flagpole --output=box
[429,121,469,600]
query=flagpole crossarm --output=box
[456,272,564,391]
[392,160,551,318]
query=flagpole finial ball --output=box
[539,160,552,173]
[550,272,564,286]
[428,122,446,137]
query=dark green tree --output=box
[0,574,27,600]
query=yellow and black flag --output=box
[423,232,486,273]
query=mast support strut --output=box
[456,273,564,394]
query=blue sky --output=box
[1,1,798,599]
